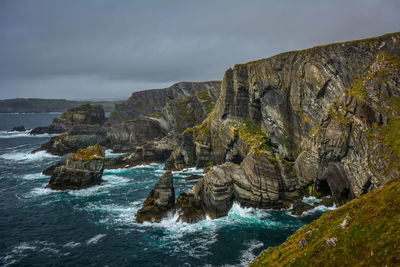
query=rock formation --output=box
[168,32,400,219]
[46,144,105,190]
[109,81,221,123]
[30,103,106,135]
[135,171,175,223]
[10,126,26,132]
[35,82,221,157]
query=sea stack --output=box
[46,144,105,190]
[135,171,175,223]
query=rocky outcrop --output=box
[135,171,175,223]
[167,32,400,218]
[30,104,106,135]
[10,126,26,132]
[46,145,105,190]
[109,81,221,123]
[36,82,220,157]
[105,134,178,169]
[34,125,107,156]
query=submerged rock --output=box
[135,171,175,223]
[45,145,105,190]
[292,200,314,216]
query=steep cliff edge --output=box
[167,32,400,216]
[251,177,400,266]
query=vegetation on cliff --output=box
[251,177,400,266]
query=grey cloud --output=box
[0,0,399,99]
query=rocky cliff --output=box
[108,81,221,123]
[30,103,106,135]
[35,82,220,158]
[167,32,400,217]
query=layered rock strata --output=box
[30,104,106,135]
[168,32,400,217]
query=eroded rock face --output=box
[46,145,105,190]
[109,81,221,123]
[136,171,175,223]
[167,32,400,216]
[30,104,105,135]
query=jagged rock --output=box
[176,182,206,223]
[30,104,105,135]
[105,134,177,169]
[167,32,400,218]
[34,125,107,156]
[10,126,26,132]
[135,171,175,223]
[109,81,221,123]
[45,145,105,190]
[321,196,334,207]
[292,200,314,216]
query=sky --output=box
[0,0,399,100]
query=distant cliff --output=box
[0,98,121,113]
[108,81,221,123]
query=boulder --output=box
[45,145,105,190]
[291,200,314,216]
[135,171,175,223]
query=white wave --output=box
[86,201,142,226]
[104,149,126,158]
[22,172,49,180]
[228,240,264,267]
[0,150,58,162]
[103,167,136,174]
[2,241,59,267]
[302,196,322,205]
[172,167,204,176]
[131,163,164,169]
[0,130,58,139]
[63,241,81,248]
[301,204,336,216]
[86,234,106,245]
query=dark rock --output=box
[186,174,203,181]
[292,200,314,216]
[10,126,26,132]
[29,126,65,135]
[34,125,107,156]
[135,171,175,223]
[321,196,334,207]
[46,145,105,190]
[176,180,207,223]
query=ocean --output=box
[0,113,331,267]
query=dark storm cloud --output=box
[0,0,399,99]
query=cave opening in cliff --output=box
[317,180,332,197]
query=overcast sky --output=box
[0,0,399,100]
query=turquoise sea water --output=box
[0,113,330,266]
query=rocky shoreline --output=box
[36,32,400,229]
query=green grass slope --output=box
[251,177,400,266]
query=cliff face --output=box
[35,82,221,158]
[168,32,400,213]
[108,81,221,123]
[30,103,106,135]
